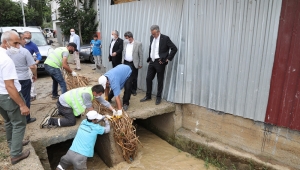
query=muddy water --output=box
[52,127,215,170]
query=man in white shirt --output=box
[140,25,177,105]
[0,31,30,165]
[109,30,123,68]
[122,31,143,99]
[69,28,81,71]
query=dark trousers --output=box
[49,101,79,127]
[111,57,122,68]
[19,79,32,122]
[108,73,133,105]
[146,59,166,98]
[45,64,67,97]
[124,61,138,93]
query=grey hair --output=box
[150,25,160,31]
[113,30,119,36]
[124,31,133,38]
[1,31,19,43]
[23,31,31,35]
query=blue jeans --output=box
[45,64,67,96]
[19,79,32,121]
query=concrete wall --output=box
[181,104,300,169]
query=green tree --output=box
[57,0,98,43]
[78,0,98,43]
[57,0,77,38]
[0,0,22,26]
[43,0,52,23]
[0,0,47,27]
[27,0,44,26]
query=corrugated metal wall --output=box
[266,0,300,131]
[99,0,282,121]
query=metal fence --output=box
[99,0,282,121]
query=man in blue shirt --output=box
[98,64,132,114]
[23,31,42,64]
[56,110,110,170]
[23,31,42,102]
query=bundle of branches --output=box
[92,100,141,163]
[63,71,89,90]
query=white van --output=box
[0,27,53,72]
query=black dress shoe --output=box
[156,98,161,105]
[140,96,151,102]
[27,118,36,124]
[123,104,129,111]
[11,150,30,165]
[22,140,30,146]
[132,91,137,96]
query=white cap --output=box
[86,110,103,120]
[98,75,107,90]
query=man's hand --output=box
[71,71,77,76]
[117,110,122,117]
[20,105,30,116]
[112,52,117,57]
[138,66,142,69]
[112,109,117,116]
[32,75,37,82]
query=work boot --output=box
[49,107,59,117]
[40,115,51,129]
[123,104,129,111]
[52,95,60,100]
[11,150,30,165]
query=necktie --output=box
[151,38,156,62]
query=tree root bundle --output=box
[92,100,141,163]
[63,71,89,90]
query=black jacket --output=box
[147,34,177,64]
[109,38,123,64]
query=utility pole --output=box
[21,0,26,27]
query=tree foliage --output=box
[0,0,23,26]
[27,0,44,26]
[0,0,50,27]
[57,0,98,43]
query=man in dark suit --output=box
[140,25,177,105]
[109,30,123,68]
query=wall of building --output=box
[181,104,300,169]
[98,0,282,122]
[266,0,300,131]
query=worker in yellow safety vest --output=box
[40,84,116,128]
[44,43,78,100]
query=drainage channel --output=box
[45,124,214,170]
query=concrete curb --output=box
[10,143,44,170]
[175,128,289,170]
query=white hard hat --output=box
[98,75,107,90]
[86,110,103,120]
